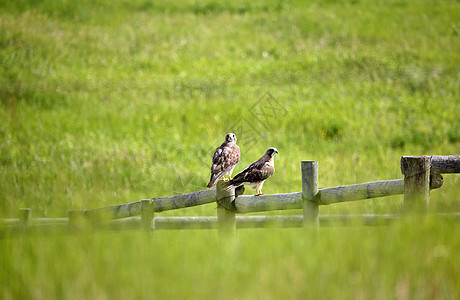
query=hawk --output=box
[224,147,278,195]
[206,133,240,188]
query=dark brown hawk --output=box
[206,133,240,188]
[224,147,278,195]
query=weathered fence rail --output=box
[429,155,460,173]
[2,155,459,236]
[69,189,217,221]
[235,179,408,213]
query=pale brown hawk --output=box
[206,133,240,188]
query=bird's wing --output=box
[211,143,239,174]
[211,147,223,170]
[231,160,274,186]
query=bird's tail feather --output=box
[222,180,243,191]
[207,169,231,188]
[206,174,219,188]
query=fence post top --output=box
[400,156,431,176]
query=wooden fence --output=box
[2,155,459,236]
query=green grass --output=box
[1,0,459,298]
[1,218,459,299]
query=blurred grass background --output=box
[1,0,459,298]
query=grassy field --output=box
[1,0,459,298]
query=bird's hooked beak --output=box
[269,148,279,157]
[226,133,237,143]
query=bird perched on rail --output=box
[223,147,278,195]
[206,133,240,188]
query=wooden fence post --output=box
[301,161,319,228]
[216,181,236,237]
[401,156,430,213]
[19,208,31,231]
[141,200,155,232]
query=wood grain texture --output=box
[401,156,431,212]
[234,179,407,213]
[430,155,460,173]
[216,181,236,236]
[301,161,319,226]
